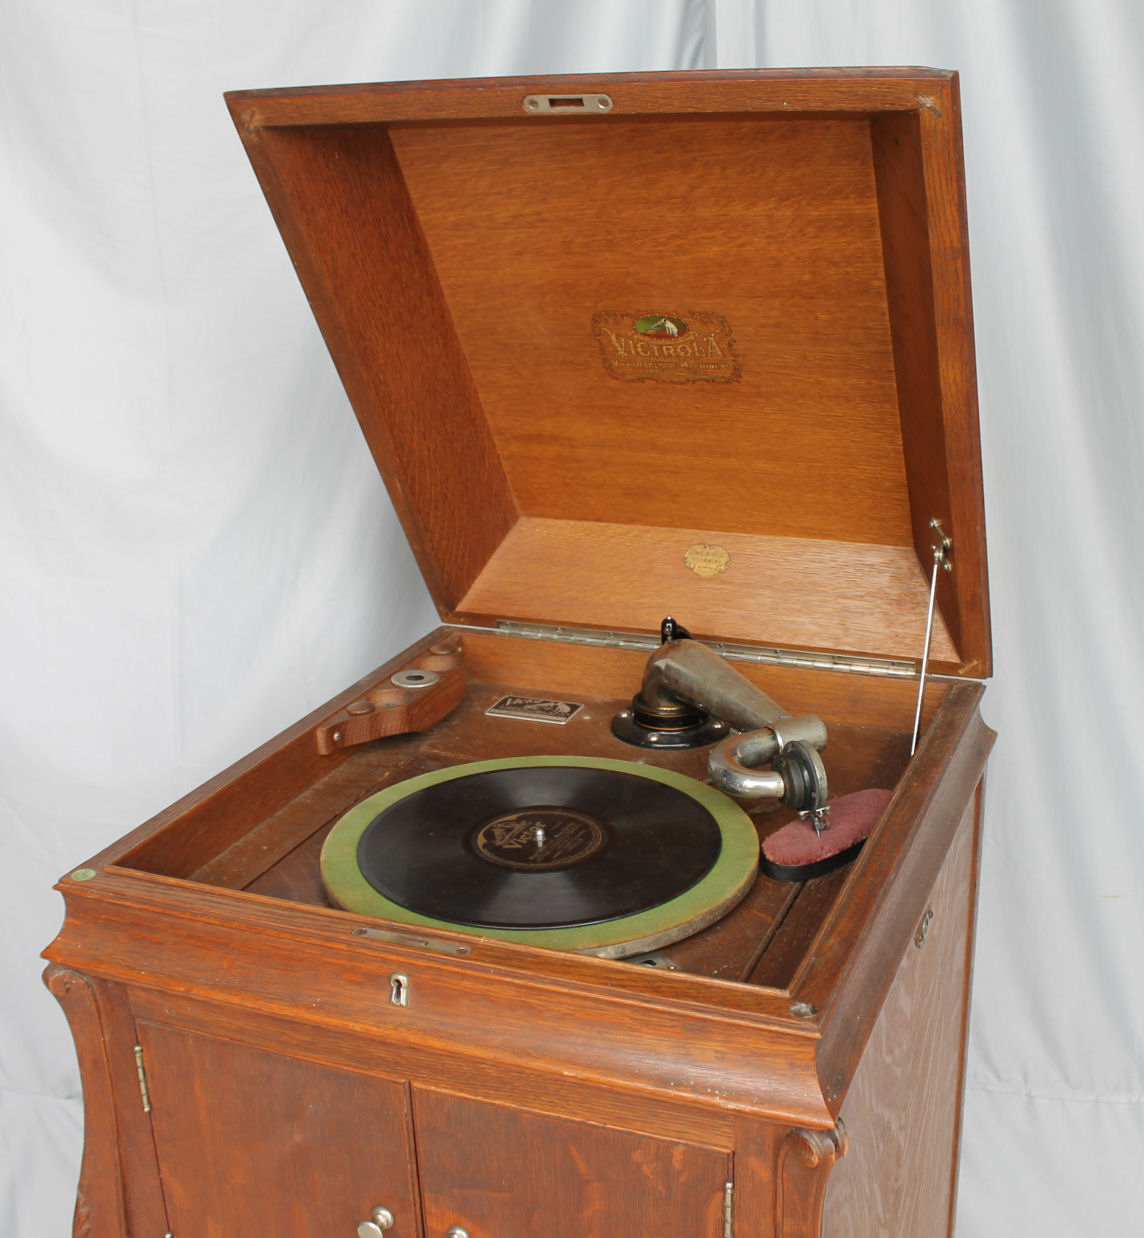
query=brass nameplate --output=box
[594,311,741,383]
[486,695,584,725]
[684,544,731,578]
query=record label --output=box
[472,808,606,871]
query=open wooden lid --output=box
[227,69,990,677]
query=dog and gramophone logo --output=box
[634,313,687,338]
[593,310,741,383]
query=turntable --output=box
[45,69,993,1238]
[321,754,761,957]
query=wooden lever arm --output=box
[314,640,466,755]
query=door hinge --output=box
[723,1179,734,1238]
[133,1044,152,1113]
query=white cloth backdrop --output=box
[2,3,1140,1234]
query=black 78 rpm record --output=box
[357,765,720,929]
[321,756,759,958]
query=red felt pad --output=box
[762,787,893,867]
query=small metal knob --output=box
[445,1228,470,1238]
[358,1206,395,1237]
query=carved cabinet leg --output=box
[44,966,129,1238]
[777,1122,848,1236]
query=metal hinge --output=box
[492,621,917,679]
[133,1044,151,1113]
[723,1180,734,1238]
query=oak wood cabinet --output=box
[138,1024,418,1238]
[131,1018,732,1238]
[45,629,991,1238]
[415,1090,732,1238]
[45,67,993,1238]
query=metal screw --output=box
[332,730,342,743]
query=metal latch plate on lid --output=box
[523,93,613,113]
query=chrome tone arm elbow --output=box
[610,619,829,813]
[628,629,829,812]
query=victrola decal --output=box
[593,311,742,383]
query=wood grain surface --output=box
[44,644,988,1156]
[227,67,961,128]
[390,115,909,546]
[128,986,738,1150]
[42,969,128,1238]
[42,971,168,1238]
[819,802,980,1236]
[236,120,519,612]
[415,1089,731,1238]
[226,67,990,676]
[44,69,992,1238]
[458,517,960,665]
[139,1022,420,1238]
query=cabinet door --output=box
[138,1021,418,1238]
[415,1089,731,1238]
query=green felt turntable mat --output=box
[320,755,759,958]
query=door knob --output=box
[357,1206,395,1237]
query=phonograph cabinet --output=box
[45,69,994,1238]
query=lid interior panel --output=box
[388,116,912,546]
[459,517,957,664]
[245,123,519,606]
[230,73,989,674]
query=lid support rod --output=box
[910,520,953,755]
